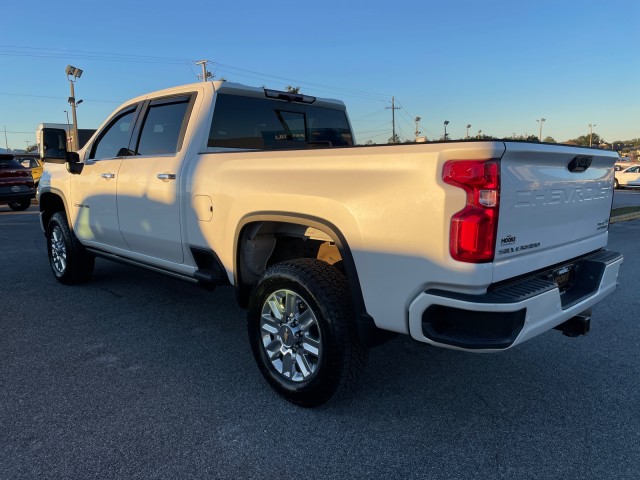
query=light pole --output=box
[466,124,471,139]
[64,110,71,149]
[536,118,546,142]
[588,123,597,147]
[414,116,421,141]
[444,120,449,141]
[65,65,83,151]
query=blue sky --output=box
[1,0,638,150]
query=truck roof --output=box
[123,81,347,111]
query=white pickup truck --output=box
[38,81,623,406]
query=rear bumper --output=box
[408,250,623,352]
[0,191,36,203]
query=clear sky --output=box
[1,0,638,150]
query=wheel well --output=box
[238,221,343,285]
[39,193,66,230]
[236,221,344,307]
[235,219,393,348]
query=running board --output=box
[85,248,199,284]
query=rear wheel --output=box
[248,258,366,407]
[8,198,31,211]
[46,212,95,284]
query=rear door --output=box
[494,142,616,278]
[116,94,195,264]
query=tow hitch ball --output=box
[554,308,592,337]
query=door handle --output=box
[157,173,176,181]
[101,173,115,179]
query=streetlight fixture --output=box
[536,118,546,142]
[588,123,597,147]
[466,124,471,139]
[443,120,449,141]
[65,65,83,151]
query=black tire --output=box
[248,258,366,407]
[614,179,619,189]
[46,212,95,284]
[8,198,31,211]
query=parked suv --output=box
[0,154,36,211]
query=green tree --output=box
[571,133,604,147]
[543,136,556,143]
[285,85,301,94]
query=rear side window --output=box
[208,94,353,150]
[135,96,192,156]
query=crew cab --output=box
[37,81,623,406]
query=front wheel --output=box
[614,178,620,189]
[8,198,31,211]
[247,259,366,407]
[46,212,95,284]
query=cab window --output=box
[89,108,137,160]
[208,94,353,150]
[135,96,192,156]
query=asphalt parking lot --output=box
[1,204,639,480]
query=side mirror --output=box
[66,151,84,175]
[40,128,69,164]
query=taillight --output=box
[443,159,500,263]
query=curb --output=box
[610,212,640,223]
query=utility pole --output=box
[196,60,212,82]
[3,125,8,151]
[386,96,401,143]
[414,116,421,141]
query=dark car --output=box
[0,154,36,211]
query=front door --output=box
[71,107,138,250]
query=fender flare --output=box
[234,212,379,343]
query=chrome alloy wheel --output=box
[260,289,322,382]
[50,225,67,274]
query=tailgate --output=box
[494,142,616,280]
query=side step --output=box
[193,268,226,290]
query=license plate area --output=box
[551,264,575,293]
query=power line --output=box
[0,45,391,102]
[0,44,193,64]
[352,109,388,121]
[0,92,120,103]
